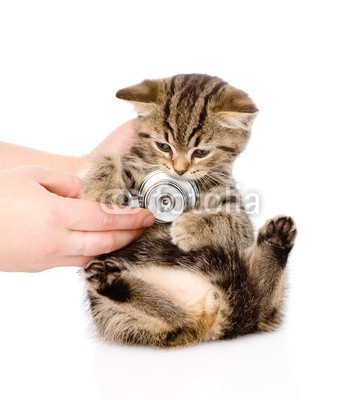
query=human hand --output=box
[0,166,155,272]
[77,120,138,173]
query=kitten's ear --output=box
[116,79,160,116]
[214,86,259,130]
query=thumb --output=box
[30,167,82,198]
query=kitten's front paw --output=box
[258,216,297,249]
[170,213,210,252]
[81,155,125,202]
[82,258,125,290]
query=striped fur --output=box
[81,74,296,347]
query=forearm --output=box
[0,142,85,175]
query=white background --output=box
[0,1,357,399]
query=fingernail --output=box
[143,215,156,227]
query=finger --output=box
[61,197,155,231]
[69,228,144,257]
[62,256,91,267]
[49,256,91,267]
[91,120,138,156]
[27,166,82,198]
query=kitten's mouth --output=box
[173,172,190,181]
[173,171,202,182]
[163,169,190,181]
[160,166,205,182]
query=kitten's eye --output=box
[193,149,210,158]
[155,142,172,153]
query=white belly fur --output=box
[130,266,218,316]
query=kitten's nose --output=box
[173,156,189,176]
[174,168,186,176]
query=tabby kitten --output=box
[81,74,296,347]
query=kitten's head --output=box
[117,74,258,183]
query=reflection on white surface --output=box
[94,330,299,400]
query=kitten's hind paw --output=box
[258,216,297,250]
[82,258,125,290]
